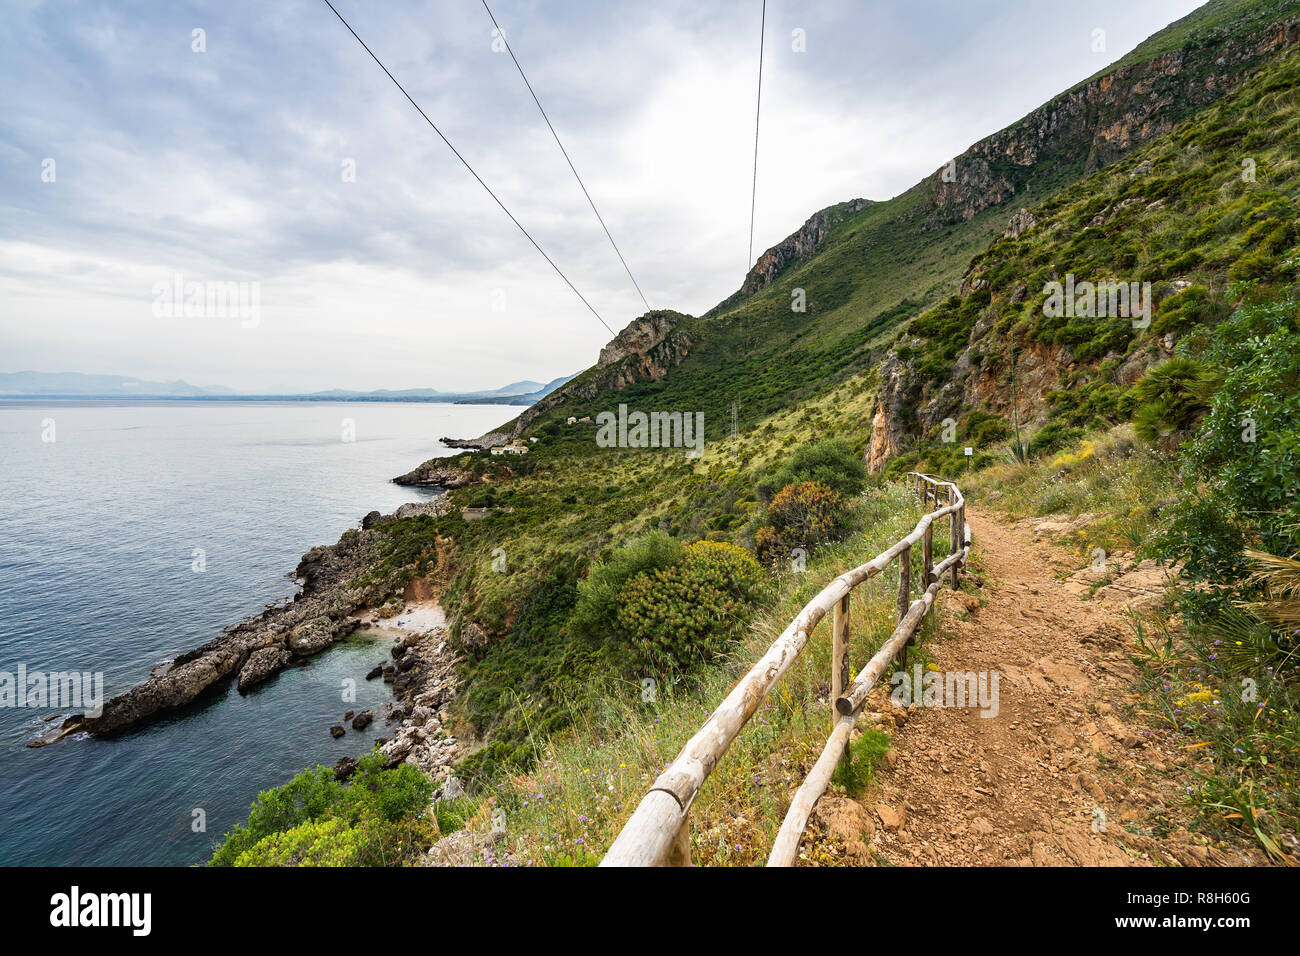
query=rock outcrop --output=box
[237,646,292,692]
[467,310,696,443]
[923,18,1300,230]
[736,199,872,298]
[391,462,478,489]
[54,506,423,739]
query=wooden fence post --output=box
[832,594,850,732]
[899,544,914,664]
[949,490,961,589]
[923,521,934,586]
[897,544,911,622]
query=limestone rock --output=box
[237,645,292,692]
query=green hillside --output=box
[215,0,1300,866]
[383,0,1300,780]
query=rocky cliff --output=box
[922,17,1300,230]
[735,199,873,298]
[442,310,696,447]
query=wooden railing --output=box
[600,473,972,867]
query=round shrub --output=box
[615,541,764,673]
[570,531,683,642]
[765,481,849,548]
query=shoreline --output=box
[37,493,455,747]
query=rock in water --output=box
[288,616,336,656]
[237,646,292,692]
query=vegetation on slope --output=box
[218,1,1300,865]
[886,43,1300,477]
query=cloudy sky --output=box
[0,0,1206,392]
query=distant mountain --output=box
[0,371,236,398]
[485,380,546,395]
[0,370,580,403]
[452,372,580,406]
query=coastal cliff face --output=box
[736,199,872,298]
[922,17,1300,230]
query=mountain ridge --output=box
[0,370,579,403]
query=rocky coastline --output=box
[391,460,480,488]
[333,605,466,786]
[39,495,455,746]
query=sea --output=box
[0,400,514,866]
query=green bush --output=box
[570,531,683,642]
[1027,420,1082,456]
[231,812,432,867]
[1129,357,1220,445]
[210,751,433,867]
[756,438,866,500]
[1157,291,1300,584]
[615,541,764,674]
[1151,285,1230,337]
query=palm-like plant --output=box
[1242,548,1300,633]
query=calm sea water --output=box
[0,400,514,866]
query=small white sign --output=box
[964,447,973,456]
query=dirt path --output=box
[853,510,1266,867]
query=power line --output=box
[320,0,615,337]
[747,0,766,271]
[480,0,652,314]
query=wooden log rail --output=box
[601,473,972,867]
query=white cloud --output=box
[0,0,1207,392]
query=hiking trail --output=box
[823,510,1267,867]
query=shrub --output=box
[570,531,683,641]
[1051,439,1096,471]
[1151,285,1230,337]
[615,541,764,673]
[1027,421,1081,456]
[210,752,433,867]
[1129,357,1219,445]
[757,439,866,500]
[231,812,433,867]
[765,481,850,548]
[1157,293,1300,584]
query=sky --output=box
[0,0,1208,393]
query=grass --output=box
[966,424,1181,556]
[449,483,957,866]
